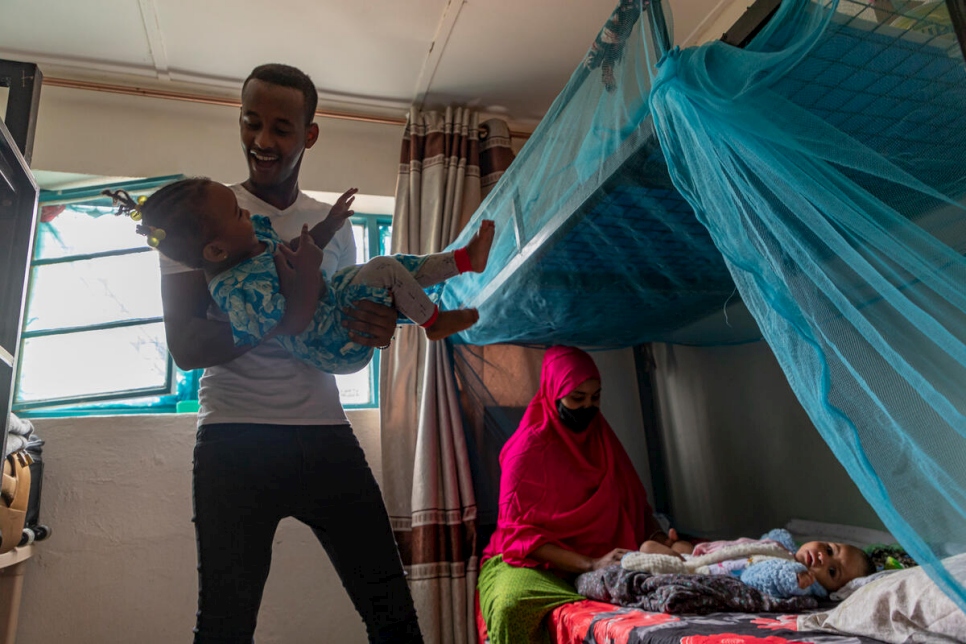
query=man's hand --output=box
[342,299,397,347]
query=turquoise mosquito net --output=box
[440,0,966,612]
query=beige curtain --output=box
[380,106,514,644]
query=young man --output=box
[160,63,422,643]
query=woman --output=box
[478,345,674,643]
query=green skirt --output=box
[478,555,584,644]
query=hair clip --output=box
[135,223,166,248]
[103,189,163,246]
[129,195,148,221]
[147,229,167,248]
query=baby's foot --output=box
[466,220,495,272]
[425,309,480,341]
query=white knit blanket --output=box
[622,541,794,574]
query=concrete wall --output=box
[18,410,381,644]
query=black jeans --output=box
[192,423,422,643]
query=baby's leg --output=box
[348,256,478,340]
[396,219,495,287]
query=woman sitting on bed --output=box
[478,345,678,644]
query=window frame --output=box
[334,212,393,411]
[14,175,183,414]
[14,179,393,417]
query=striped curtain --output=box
[380,106,514,644]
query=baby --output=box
[107,178,493,374]
[628,528,874,599]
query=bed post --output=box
[633,344,670,515]
[947,0,966,62]
[721,0,782,47]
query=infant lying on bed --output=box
[623,528,874,599]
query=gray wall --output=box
[650,341,887,539]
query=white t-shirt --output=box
[159,184,357,427]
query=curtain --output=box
[380,107,515,644]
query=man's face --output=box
[239,79,318,189]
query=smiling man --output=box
[240,69,318,209]
[159,63,421,643]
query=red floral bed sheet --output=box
[547,600,887,644]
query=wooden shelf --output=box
[0,545,33,570]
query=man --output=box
[160,63,422,643]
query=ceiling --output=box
[0,0,728,129]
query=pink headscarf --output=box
[482,346,659,568]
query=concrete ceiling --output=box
[0,0,730,128]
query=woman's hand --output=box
[590,548,632,571]
[531,543,631,575]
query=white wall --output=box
[28,85,405,195]
[18,410,381,644]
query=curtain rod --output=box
[43,77,532,140]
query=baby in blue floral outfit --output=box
[108,178,492,374]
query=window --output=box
[332,212,393,408]
[14,178,393,416]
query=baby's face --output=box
[204,183,258,259]
[795,541,867,591]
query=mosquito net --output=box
[440,0,966,610]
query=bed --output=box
[439,0,966,348]
[548,601,881,644]
[475,531,966,644]
[476,599,888,644]
[549,550,966,644]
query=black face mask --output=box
[556,400,599,433]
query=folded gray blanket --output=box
[575,565,817,614]
[5,413,44,458]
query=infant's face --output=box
[795,541,866,591]
[204,183,258,259]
